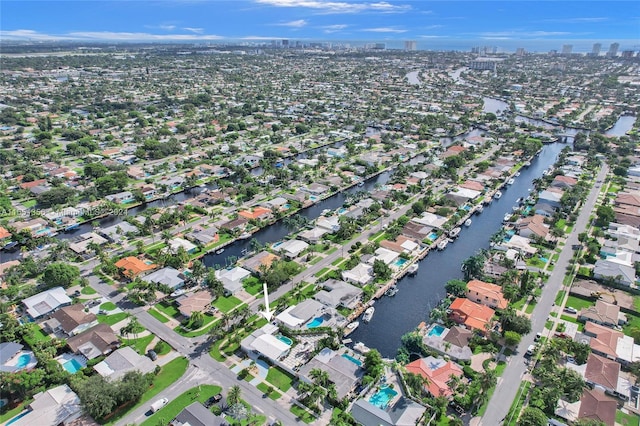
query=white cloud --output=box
[159,25,177,31]
[275,19,308,28]
[1,29,71,40]
[542,17,609,23]
[183,27,204,33]
[1,29,223,41]
[479,30,572,38]
[362,27,407,33]
[255,0,410,14]
[322,24,348,33]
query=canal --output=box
[347,142,566,358]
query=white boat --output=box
[507,178,515,185]
[362,307,375,323]
[494,191,502,199]
[215,248,225,255]
[408,263,419,275]
[449,227,461,238]
[353,341,370,354]
[238,232,252,240]
[437,240,448,250]
[474,205,484,214]
[464,219,472,227]
[357,181,364,187]
[321,209,331,216]
[512,206,519,212]
[503,213,512,222]
[385,286,398,297]
[515,172,521,177]
[524,161,531,167]
[346,321,360,331]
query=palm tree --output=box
[309,368,330,388]
[227,385,241,405]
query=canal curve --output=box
[347,142,566,357]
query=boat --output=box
[474,205,484,214]
[515,172,521,177]
[357,181,364,187]
[362,307,375,323]
[464,219,472,227]
[353,341,370,354]
[437,239,448,250]
[238,232,252,240]
[494,191,502,199]
[346,321,360,331]
[215,248,225,255]
[503,213,512,222]
[512,206,519,212]
[507,178,515,185]
[385,286,398,297]
[408,263,419,275]
[449,227,461,239]
[321,209,331,216]
[524,161,531,167]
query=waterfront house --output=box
[379,235,421,256]
[537,189,563,210]
[298,226,329,243]
[466,280,509,310]
[276,299,326,329]
[168,237,198,254]
[22,287,72,320]
[514,215,551,241]
[220,217,249,232]
[367,247,400,266]
[350,397,427,426]
[342,263,374,286]
[105,191,134,204]
[215,266,251,296]
[303,182,330,196]
[243,251,280,275]
[448,298,495,335]
[405,356,463,398]
[68,232,108,255]
[551,175,578,189]
[66,323,120,360]
[298,348,363,399]
[314,279,363,310]
[275,239,309,259]
[100,222,139,243]
[94,346,156,381]
[46,304,98,337]
[9,384,82,426]
[401,220,434,241]
[316,216,341,233]
[422,325,473,362]
[238,206,272,221]
[578,300,626,328]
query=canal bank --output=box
[347,142,566,358]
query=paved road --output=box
[480,164,608,426]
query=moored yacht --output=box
[494,191,502,199]
[507,178,515,185]
[363,306,375,323]
[437,239,448,250]
[449,227,461,239]
[346,321,360,331]
[408,263,419,275]
[385,286,399,297]
[464,219,472,227]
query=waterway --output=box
[605,115,636,137]
[347,142,566,358]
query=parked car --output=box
[534,332,543,342]
[204,393,222,408]
[150,398,168,413]
[147,350,158,361]
[564,307,578,314]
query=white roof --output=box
[23,287,72,319]
[504,235,537,255]
[94,346,156,380]
[251,334,290,360]
[450,187,482,199]
[342,263,373,285]
[278,239,309,257]
[413,212,447,229]
[12,385,81,426]
[217,266,251,283]
[400,239,419,252]
[169,237,197,253]
[370,247,399,265]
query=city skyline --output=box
[1,0,639,52]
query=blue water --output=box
[539,257,548,262]
[276,334,293,346]
[369,386,398,409]
[427,324,446,337]
[272,241,284,249]
[427,232,438,241]
[6,411,30,426]
[341,354,362,366]
[306,317,324,329]
[337,208,347,215]
[0,399,7,408]
[309,195,318,201]
[394,258,408,267]
[63,358,83,374]
[15,354,30,368]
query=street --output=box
[480,164,608,426]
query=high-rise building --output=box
[373,43,386,50]
[282,39,289,47]
[591,43,602,56]
[516,47,525,56]
[404,41,417,51]
[607,42,620,57]
[471,47,480,54]
[621,50,635,58]
[561,44,573,55]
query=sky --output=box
[1,0,639,52]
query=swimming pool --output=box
[369,386,398,409]
[394,258,408,268]
[337,208,347,215]
[427,232,438,241]
[15,354,31,369]
[276,334,293,346]
[272,241,284,249]
[6,411,30,426]
[341,354,362,366]
[306,317,324,329]
[63,358,84,374]
[427,324,446,337]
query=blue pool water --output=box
[309,195,318,201]
[461,205,471,211]
[506,230,516,236]
[394,258,408,268]
[0,399,7,408]
[341,354,362,366]
[276,334,293,346]
[272,241,284,248]
[369,386,398,409]
[306,317,324,329]
[6,411,30,426]
[427,232,438,241]
[539,257,548,262]
[15,354,31,369]
[427,325,446,337]
[63,358,83,374]
[337,208,347,215]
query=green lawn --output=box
[243,277,263,296]
[175,317,220,338]
[140,384,222,426]
[148,307,170,323]
[525,300,537,314]
[103,357,188,426]
[212,295,244,313]
[505,381,531,426]
[22,323,51,346]
[266,366,294,392]
[565,295,593,311]
[616,410,640,426]
[555,290,566,305]
[22,199,37,208]
[0,400,31,424]
[155,302,180,318]
[154,340,171,355]
[81,286,97,295]
[97,312,129,326]
[257,382,282,400]
[100,301,117,311]
[331,257,344,266]
[624,313,640,336]
[314,267,329,277]
[290,405,316,424]
[123,334,155,354]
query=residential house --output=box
[22,287,72,320]
[551,175,578,189]
[412,212,448,230]
[238,206,272,221]
[537,189,563,209]
[422,325,473,362]
[47,304,98,336]
[303,182,330,196]
[176,290,214,318]
[350,397,427,426]
[242,251,280,275]
[94,346,156,381]
[100,221,139,243]
[402,220,433,241]
[298,348,363,399]
[578,300,626,328]
[316,216,341,233]
[275,239,309,259]
[514,215,550,241]
[67,323,120,360]
[584,353,621,394]
[448,298,495,335]
[445,187,482,207]
[241,323,291,364]
[114,256,157,278]
[314,279,363,310]
[172,402,227,426]
[10,385,82,426]
[13,218,53,238]
[405,356,463,398]
[578,322,640,365]
[141,267,185,290]
[367,247,400,266]
[556,388,616,426]
[68,232,108,255]
[379,235,421,256]
[168,237,197,254]
[276,299,326,329]
[105,191,134,204]
[298,226,329,243]
[0,342,37,372]
[215,266,251,296]
[342,263,374,286]
[593,258,636,286]
[466,279,509,310]
[220,217,249,232]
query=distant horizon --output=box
[1,0,638,53]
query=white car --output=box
[564,307,578,314]
[150,398,169,413]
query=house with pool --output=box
[6,384,82,426]
[0,342,37,373]
[422,325,473,362]
[275,299,347,331]
[298,348,364,399]
[240,323,292,365]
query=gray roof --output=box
[298,348,363,399]
[22,287,72,319]
[351,397,426,426]
[174,402,227,426]
[94,346,156,380]
[314,279,363,309]
[0,342,23,365]
[141,267,185,289]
